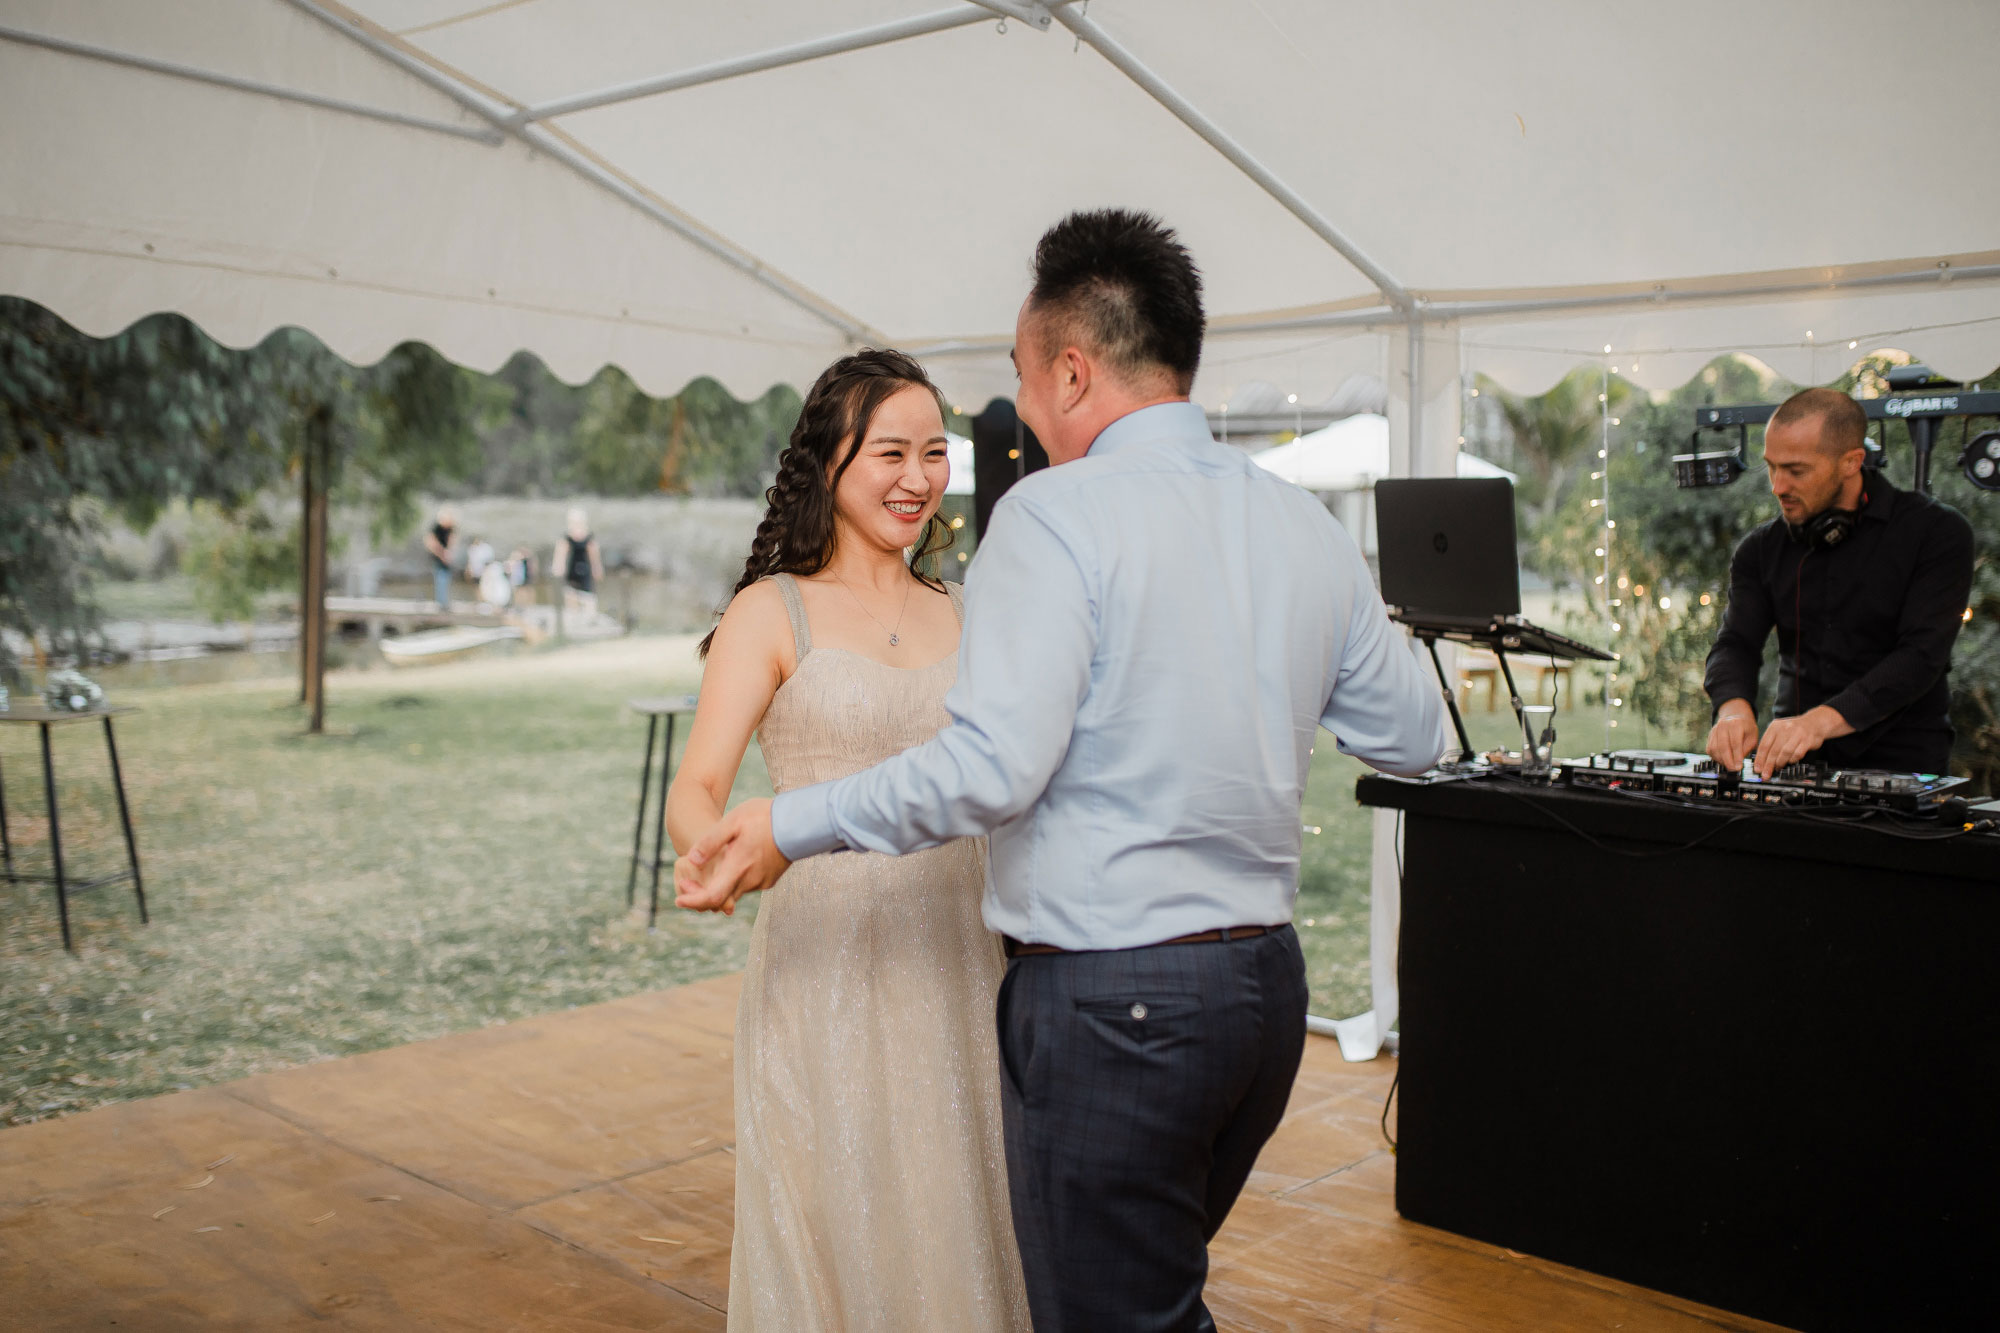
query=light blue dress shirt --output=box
[771,401,1445,951]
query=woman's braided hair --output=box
[698,348,956,658]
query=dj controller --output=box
[1555,749,1968,813]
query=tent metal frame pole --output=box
[1051,6,1411,314]
[1405,313,1425,476]
[967,1,1059,28]
[512,6,998,125]
[281,0,878,342]
[1212,263,2000,337]
[0,22,502,144]
[1424,264,2000,322]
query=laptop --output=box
[1373,477,1521,625]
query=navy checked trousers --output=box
[996,925,1309,1333]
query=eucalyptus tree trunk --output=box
[299,407,331,734]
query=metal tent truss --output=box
[0,4,1409,320]
[4,0,1994,412]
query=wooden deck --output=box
[323,595,625,647]
[0,973,1792,1331]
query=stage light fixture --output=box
[1961,430,2000,492]
[1674,422,1748,489]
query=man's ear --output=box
[1059,346,1091,413]
[1839,447,1865,479]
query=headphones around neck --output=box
[1787,487,1866,549]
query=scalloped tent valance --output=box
[4,0,1996,458]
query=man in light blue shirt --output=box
[682,210,1444,1330]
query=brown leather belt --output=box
[1003,925,1272,959]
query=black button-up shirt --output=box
[1703,475,1973,773]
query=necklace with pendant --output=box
[835,572,913,646]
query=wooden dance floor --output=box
[0,973,1790,1331]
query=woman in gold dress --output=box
[667,350,1029,1332]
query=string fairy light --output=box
[1599,352,1615,736]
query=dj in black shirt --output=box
[1704,388,1973,776]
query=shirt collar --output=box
[1086,401,1211,458]
[1858,473,1896,522]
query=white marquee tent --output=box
[1252,414,1516,495]
[1252,415,1517,576]
[5,0,1997,1054]
[5,0,1997,432]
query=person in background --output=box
[1704,387,1974,776]
[476,555,513,609]
[555,508,603,617]
[505,546,537,604]
[424,505,458,609]
[464,534,496,583]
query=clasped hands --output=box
[1705,702,1854,777]
[675,798,792,915]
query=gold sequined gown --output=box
[727,574,1029,1332]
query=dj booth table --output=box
[1358,773,1999,1333]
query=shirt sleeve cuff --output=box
[1818,688,1876,734]
[1706,679,1755,719]
[770,784,845,862]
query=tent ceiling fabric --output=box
[3,0,1997,404]
[0,0,855,397]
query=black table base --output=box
[1,711,147,952]
[1359,773,1999,1333]
[624,695,697,928]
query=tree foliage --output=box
[1,299,282,682]
[3,298,808,673]
[232,327,482,542]
[1952,553,2000,793]
[433,353,803,501]
[153,329,481,631]
[570,369,799,499]
[180,499,308,624]
[1489,367,1642,528]
[1528,358,1776,742]
[1,298,482,675]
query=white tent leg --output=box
[1317,806,1404,1061]
[1390,317,1460,478]
[1332,319,1463,1061]
[1406,314,1425,469]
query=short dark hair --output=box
[1769,387,1866,456]
[1027,209,1204,393]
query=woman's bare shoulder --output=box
[710,578,795,666]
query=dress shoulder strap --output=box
[945,577,965,627]
[767,573,813,659]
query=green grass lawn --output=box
[2,639,1551,1125]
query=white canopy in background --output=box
[1251,415,1516,494]
[6,0,1997,1057]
